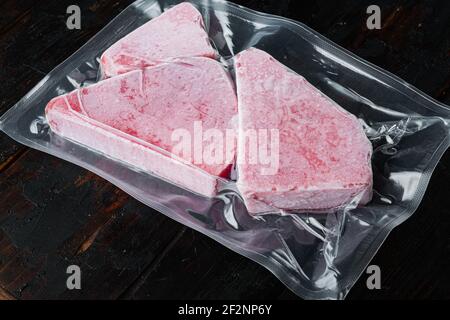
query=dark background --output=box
[0,0,449,300]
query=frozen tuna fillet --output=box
[100,2,216,78]
[235,48,373,214]
[46,57,237,197]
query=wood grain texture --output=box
[123,229,287,300]
[0,150,184,299]
[0,285,15,300]
[0,0,449,300]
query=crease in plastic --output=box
[1,0,450,299]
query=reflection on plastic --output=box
[1,0,450,300]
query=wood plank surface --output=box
[0,0,449,300]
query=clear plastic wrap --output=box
[1,0,450,300]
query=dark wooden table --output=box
[0,0,449,300]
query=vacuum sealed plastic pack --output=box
[1,0,450,299]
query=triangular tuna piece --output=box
[235,48,372,214]
[100,3,216,78]
[46,57,237,197]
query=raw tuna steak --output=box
[100,2,216,78]
[235,48,372,214]
[46,57,237,197]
